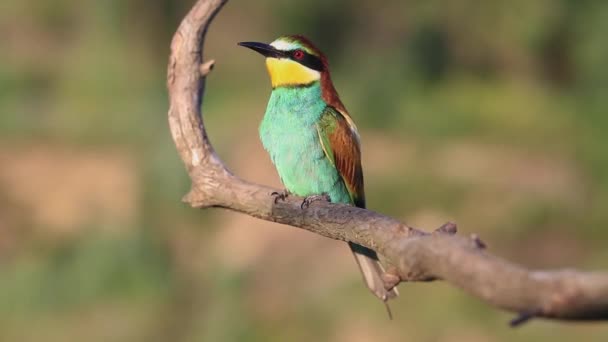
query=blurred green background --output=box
[2,0,608,341]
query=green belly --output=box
[259,83,352,204]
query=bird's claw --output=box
[381,266,401,292]
[301,193,331,209]
[271,190,289,204]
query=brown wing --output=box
[316,106,365,208]
[318,107,398,303]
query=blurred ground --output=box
[2,0,608,341]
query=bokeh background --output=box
[2,0,608,341]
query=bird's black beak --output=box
[238,41,286,58]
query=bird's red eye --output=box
[293,50,305,60]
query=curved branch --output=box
[167,0,608,325]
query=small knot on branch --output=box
[470,233,487,249]
[382,266,402,291]
[434,222,458,235]
[182,187,216,208]
[200,59,215,76]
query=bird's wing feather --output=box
[316,106,365,208]
[317,106,399,303]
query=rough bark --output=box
[167,0,608,326]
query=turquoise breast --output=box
[259,82,351,204]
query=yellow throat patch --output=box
[265,58,320,87]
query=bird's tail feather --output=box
[348,242,399,304]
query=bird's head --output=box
[239,35,327,88]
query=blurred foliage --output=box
[1,0,608,341]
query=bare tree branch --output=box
[167,0,608,325]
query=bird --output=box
[238,35,399,309]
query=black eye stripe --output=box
[288,50,324,71]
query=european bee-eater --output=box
[239,35,399,307]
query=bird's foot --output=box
[381,266,401,293]
[271,190,289,204]
[301,193,331,209]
